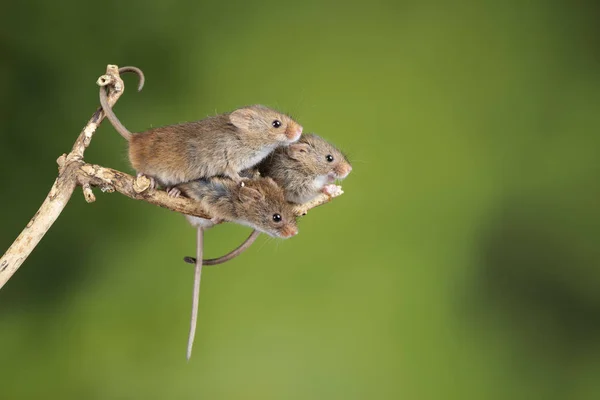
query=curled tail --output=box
[99,66,145,141]
[183,229,260,265]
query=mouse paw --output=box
[225,170,247,186]
[167,187,181,198]
[322,184,343,198]
[210,217,224,225]
[236,176,250,186]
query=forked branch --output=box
[0,64,344,291]
[0,65,210,289]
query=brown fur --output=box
[178,177,298,238]
[101,100,303,187]
[256,133,352,204]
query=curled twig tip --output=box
[96,75,113,87]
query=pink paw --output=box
[322,184,343,197]
[210,217,224,224]
[167,187,181,197]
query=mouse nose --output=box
[281,225,298,238]
[336,163,352,179]
[285,122,303,142]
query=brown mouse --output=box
[99,86,304,196]
[182,133,352,268]
[257,133,352,203]
[177,176,298,359]
[179,176,299,238]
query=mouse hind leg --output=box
[166,186,182,197]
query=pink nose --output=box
[286,123,303,141]
[338,164,352,179]
[282,225,298,238]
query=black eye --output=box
[272,213,282,222]
[326,154,334,162]
[272,120,282,128]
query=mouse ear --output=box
[239,185,264,203]
[229,108,256,130]
[287,143,310,160]
[263,177,278,187]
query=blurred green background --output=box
[2,0,600,398]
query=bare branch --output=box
[77,163,212,218]
[0,63,346,291]
[0,168,78,288]
[0,65,128,289]
[293,185,344,216]
[71,65,124,160]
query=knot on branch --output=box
[133,175,153,193]
[0,63,348,294]
[96,65,123,92]
[82,184,96,203]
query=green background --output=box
[2,1,600,399]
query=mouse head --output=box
[286,133,352,184]
[234,177,298,238]
[229,105,303,145]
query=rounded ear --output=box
[287,143,311,160]
[239,186,264,202]
[264,177,279,187]
[229,108,256,130]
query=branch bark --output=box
[0,65,212,289]
[0,64,124,289]
[0,64,345,290]
[292,187,344,216]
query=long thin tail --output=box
[187,227,204,360]
[98,66,145,141]
[183,229,260,266]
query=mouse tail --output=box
[98,66,145,141]
[183,229,260,266]
[187,227,204,360]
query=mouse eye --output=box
[272,120,282,128]
[326,154,334,162]
[272,213,282,223]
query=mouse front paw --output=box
[224,170,247,185]
[321,184,343,198]
[210,217,224,225]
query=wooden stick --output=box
[0,65,125,289]
[0,65,212,290]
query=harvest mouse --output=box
[257,133,352,203]
[98,86,304,196]
[177,176,298,359]
[179,176,299,237]
[182,133,352,267]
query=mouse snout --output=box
[285,121,303,142]
[335,163,352,179]
[280,224,298,238]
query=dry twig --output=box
[0,65,210,289]
[0,64,343,290]
[0,64,347,362]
